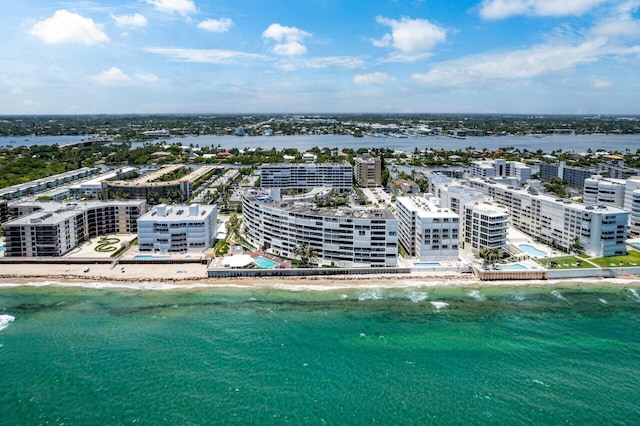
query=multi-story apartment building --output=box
[354,155,381,187]
[260,163,353,192]
[624,177,640,236]
[137,204,217,253]
[468,177,629,257]
[104,165,220,202]
[583,176,626,206]
[462,201,509,255]
[3,200,147,257]
[470,159,532,184]
[540,161,598,188]
[396,196,460,261]
[242,192,398,267]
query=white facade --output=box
[468,177,629,257]
[470,159,532,184]
[242,193,398,267]
[583,175,626,207]
[462,202,509,255]
[260,163,353,192]
[624,177,640,236]
[396,196,460,261]
[137,204,217,253]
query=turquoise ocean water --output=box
[1,280,639,424]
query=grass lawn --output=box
[589,248,640,268]
[537,256,596,269]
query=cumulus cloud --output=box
[90,67,132,85]
[412,38,608,87]
[354,72,395,85]
[112,13,148,28]
[144,47,266,63]
[30,10,110,45]
[275,56,365,71]
[146,0,196,16]
[373,16,446,61]
[197,18,233,32]
[479,0,609,20]
[262,23,311,56]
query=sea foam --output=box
[430,301,449,310]
[468,290,486,301]
[0,315,15,332]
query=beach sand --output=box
[1,262,636,290]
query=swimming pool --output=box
[134,254,171,259]
[0,246,5,252]
[414,262,441,267]
[632,242,640,250]
[518,244,548,257]
[497,263,528,270]
[254,256,278,269]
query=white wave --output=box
[629,288,640,301]
[407,291,429,303]
[358,288,384,301]
[598,298,608,305]
[430,301,449,310]
[468,290,486,301]
[0,315,15,332]
[532,379,549,388]
[551,290,568,302]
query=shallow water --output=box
[1,281,639,424]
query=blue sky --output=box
[1,0,640,114]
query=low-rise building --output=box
[137,204,217,253]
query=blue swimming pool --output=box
[632,242,640,250]
[518,244,548,257]
[134,254,171,259]
[0,246,5,252]
[414,262,441,267]
[497,263,528,270]
[254,256,278,269]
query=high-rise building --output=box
[354,155,381,187]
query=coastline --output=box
[1,262,640,291]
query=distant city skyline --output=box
[2,0,640,115]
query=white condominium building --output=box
[137,204,217,253]
[462,201,509,255]
[396,196,460,261]
[468,177,629,257]
[242,192,398,267]
[583,175,626,207]
[624,177,640,236]
[3,200,147,257]
[470,159,532,184]
[260,163,353,192]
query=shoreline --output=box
[1,263,639,291]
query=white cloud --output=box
[262,23,311,56]
[112,13,148,28]
[144,47,266,63]
[146,0,196,16]
[90,67,132,85]
[354,72,395,85]
[373,16,446,61]
[136,73,159,82]
[197,18,233,33]
[275,56,365,71]
[30,10,110,45]
[479,0,609,20]
[591,1,640,38]
[589,77,614,88]
[412,38,608,87]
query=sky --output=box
[1,0,640,115]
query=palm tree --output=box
[293,244,318,267]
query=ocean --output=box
[1,280,639,424]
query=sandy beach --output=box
[2,262,639,290]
